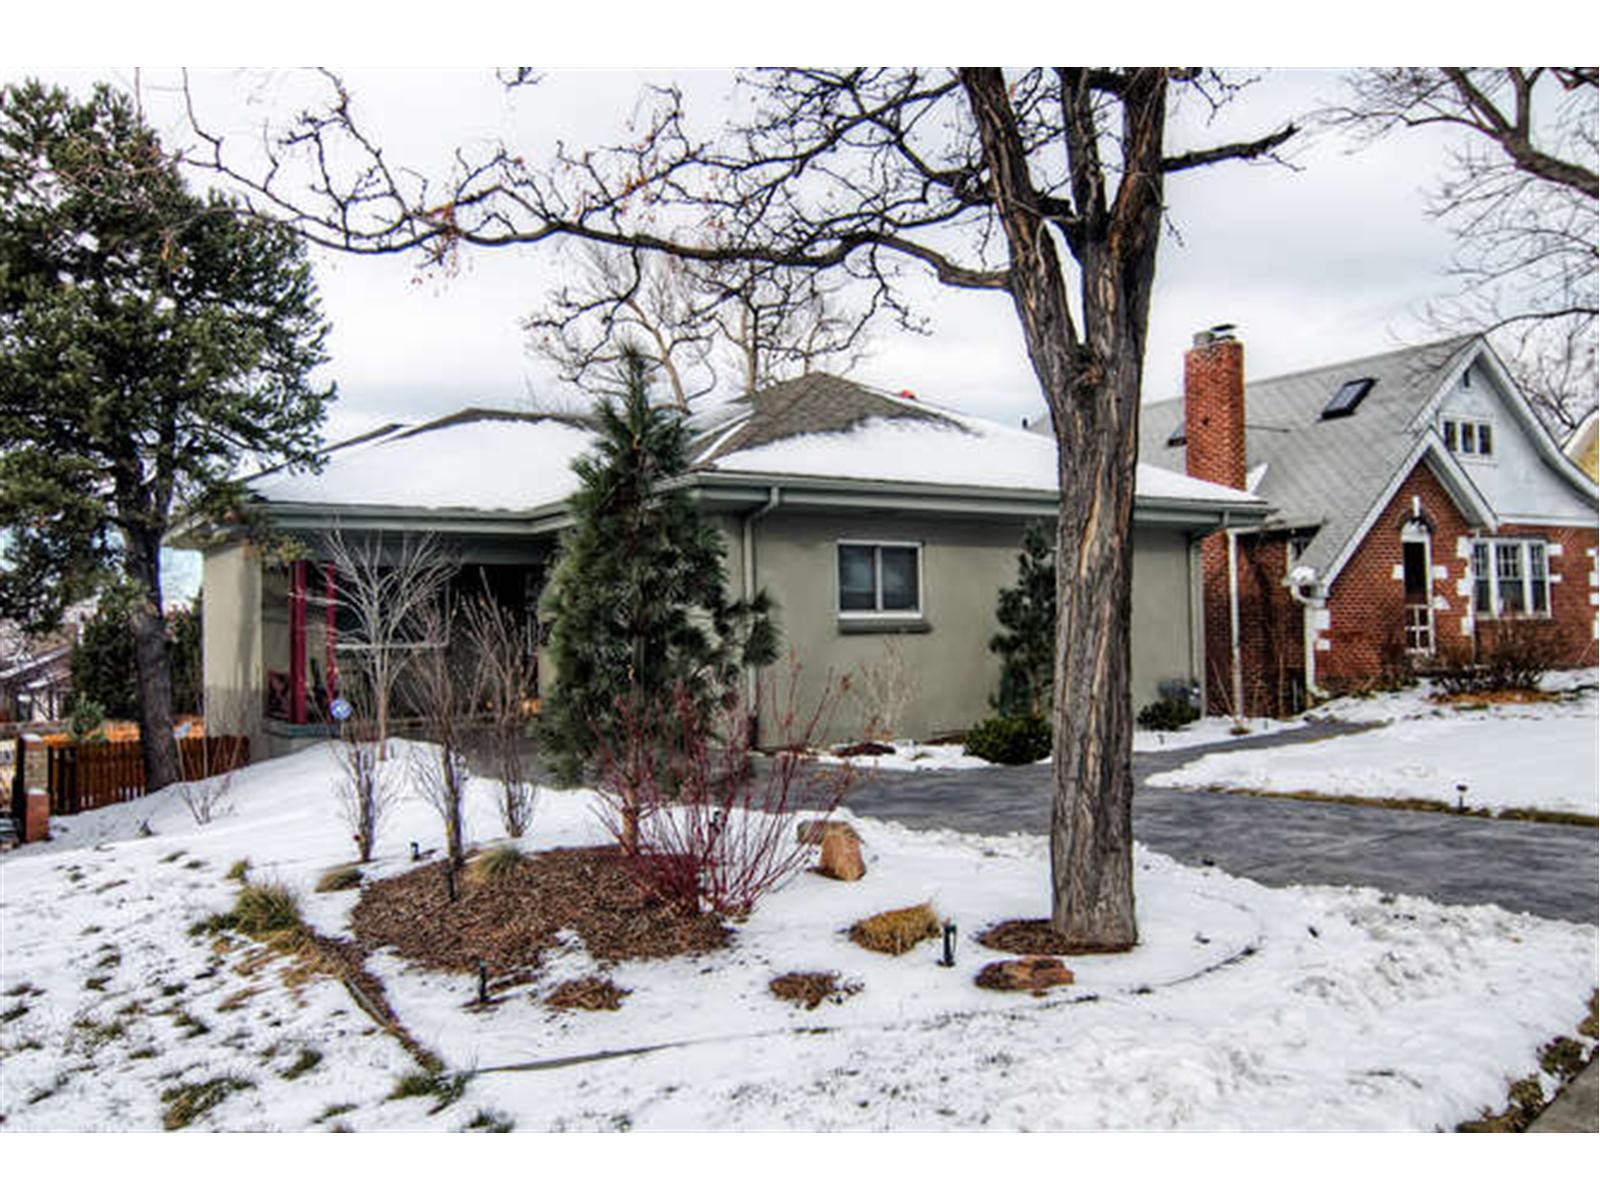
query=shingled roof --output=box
[1138,336,1478,577]
[691,373,959,461]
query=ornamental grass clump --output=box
[849,902,941,956]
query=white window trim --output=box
[1443,417,1496,460]
[1471,537,1552,618]
[836,539,924,618]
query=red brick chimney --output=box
[1184,327,1246,490]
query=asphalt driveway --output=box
[841,723,1599,925]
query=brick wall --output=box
[1315,458,1598,690]
[1200,531,1305,716]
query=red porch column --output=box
[289,560,308,725]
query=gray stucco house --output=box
[189,374,1264,754]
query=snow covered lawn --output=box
[1148,672,1599,818]
[2,742,1593,1131]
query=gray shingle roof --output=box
[691,373,957,462]
[1138,336,1478,577]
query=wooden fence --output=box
[42,736,251,815]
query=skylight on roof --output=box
[1321,377,1375,420]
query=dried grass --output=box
[848,902,940,956]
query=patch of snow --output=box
[1146,714,1598,817]
[811,741,997,772]
[252,417,594,512]
[707,411,1261,506]
[2,740,1592,1130]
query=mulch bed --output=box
[1432,688,1556,706]
[833,741,895,758]
[546,975,630,1011]
[350,845,731,978]
[769,970,862,1010]
[975,918,1134,957]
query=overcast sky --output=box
[12,67,1485,444]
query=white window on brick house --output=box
[837,542,922,616]
[1471,538,1551,618]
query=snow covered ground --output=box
[817,717,1309,772]
[1148,670,1599,817]
[1,742,1593,1131]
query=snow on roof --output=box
[705,403,1262,506]
[252,384,1263,515]
[252,413,595,512]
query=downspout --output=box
[1286,565,1322,703]
[742,486,782,728]
[1226,527,1244,719]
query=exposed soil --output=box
[768,970,862,1010]
[350,845,732,977]
[1433,688,1558,707]
[975,918,1135,957]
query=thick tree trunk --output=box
[961,67,1168,950]
[123,529,181,793]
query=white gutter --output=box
[1226,527,1244,718]
[1286,565,1323,701]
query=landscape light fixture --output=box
[939,921,958,968]
[1456,783,1468,812]
[476,958,490,1006]
[410,841,421,862]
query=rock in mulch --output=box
[976,918,1134,956]
[974,956,1076,995]
[769,971,863,1010]
[350,846,731,977]
[546,975,630,1011]
[849,902,940,955]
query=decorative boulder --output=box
[974,956,1076,995]
[796,819,856,846]
[818,824,865,882]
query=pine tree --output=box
[990,521,1056,718]
[540,350,777,791]
[1,80,331,789]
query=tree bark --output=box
[960,67,1169,951]
[122,528,181,793]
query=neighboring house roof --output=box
[247,375,1264,522]
[0,644,71,693]
[1138,335,1597,584]
[1564,408,1599,483]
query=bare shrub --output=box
[174,698,252,826]
[595,665,855,919]
[460,591,538,839]
[852,636,913,743]
[1432,618,1576,696]
[331,713,398,864]
[404,600,473,866]
[324,530,454,750]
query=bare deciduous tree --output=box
[331,705,398,862]
[323,530,454,752]
[527,242,871,407]
[186,67,1293,950]
[460,590,538,839]
[1322,68,1598,431]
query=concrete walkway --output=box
[843,722,1599,924]
[1529,1060,1599,1132]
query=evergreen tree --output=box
[0,81,331,789]
[990,521,1056,718]
[540,350,777,787]
[68,592,203,722]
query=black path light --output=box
[939,921,958,968]
[476,957,490,1006]
[410,841,422,862]
[1456,783,1468,812]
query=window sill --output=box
[837,617,931,635]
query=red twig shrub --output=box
[596,665,855,919]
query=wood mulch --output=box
[974,918,1132,957]
[349,845,731,979]
[546,975,630,1011]
[768,970,862,1010]
[1432,687,1558,706]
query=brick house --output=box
[1140,330,1599,714]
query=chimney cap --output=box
[1193,323,1237,348]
